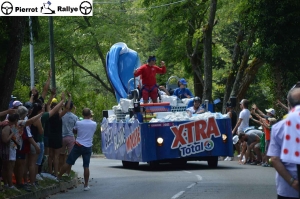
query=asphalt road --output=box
[49,158,277,199]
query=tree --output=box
[0,17,26,112]
[203,0,217,102]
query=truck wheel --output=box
[207,156,218,168]
[122,161,139,168]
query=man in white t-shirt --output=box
[232,99,251,135]
[232,99,251,159]
[58,108,97,191]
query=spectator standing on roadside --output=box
[48,93,70,177]
[267,86,300,199]
[251,105,276,167]
[59,101,78,176]
[224,102,237,161]
[58,108,97,191]
[232,99,250,159]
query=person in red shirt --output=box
[134,55,166,103]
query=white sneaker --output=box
[224,156,229,161]
[237,154,241,158]
[9,186,21,192]
[36,174,44,181]
[227,157,232,161]
[84,186,90,191]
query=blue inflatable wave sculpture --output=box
[106,42,140,103]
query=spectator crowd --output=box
[0,72,96,192]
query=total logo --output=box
[170,117,221,157]
[1,0,93,16]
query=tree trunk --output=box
[203,0,217,102]
[222,26,244,113]
[0,17,26,112]
[237,58,265,100]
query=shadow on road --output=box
[108,162,247,172]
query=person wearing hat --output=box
[186,96,205,116]
[12,101,23,109]
[134,55,166,103]
[172,78,194,100]
[251,104,276,166]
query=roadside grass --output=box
[0,170,76,199]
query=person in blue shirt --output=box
[172,78,193,99]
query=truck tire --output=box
[207,156,218,168]
[122,161,139,169]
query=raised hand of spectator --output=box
[51,88,56,96]
[31,87,38,96]
[61,92,66,101]
[48,70,52,78]
[252,104,257,110]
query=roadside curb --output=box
[91,154,105,158]
[10,174,78,199]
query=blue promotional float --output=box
[101,43,233,168]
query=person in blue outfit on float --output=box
[172,78,194,99]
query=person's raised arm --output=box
[41,70,51,100]
[276,99,288,112]
[0,109,16,117]
[252,104,266,118]
[48,92,65,118]
[59,92,71,118]
[30,87,38,103]
[159,86,170,96]
[47,88,56,112]
[25,111,44,126]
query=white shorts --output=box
[9,148,16,161]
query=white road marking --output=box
[171,191,185,199]
[187,183,196,189]
[183,170,192,174]
[196,175,203,181]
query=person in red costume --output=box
[134,55,166,103]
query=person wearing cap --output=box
[186,96,205,116]
[224,102,237,161]
[251,104,276,166]
[172,78,194,100]
[48,92,71,177]
[12,101,23,109]
[58,108,97,191]
[134,55,166,103]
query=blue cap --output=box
[179,78,187,85]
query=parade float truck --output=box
[101,43,233,168]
